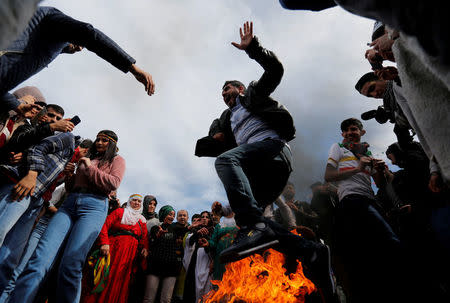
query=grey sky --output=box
[20,0,396,216]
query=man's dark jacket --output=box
[195,37,295,157]
[279,0,450,67]
[0,121,54,163]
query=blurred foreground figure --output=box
[0,5,155,117]
[279,0,450,183]
[0,0,40,49]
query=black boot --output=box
[219,222,278,264]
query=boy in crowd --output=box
[324,118,403,303]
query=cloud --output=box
[23,0,396,214]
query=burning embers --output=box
[204,248,316,303]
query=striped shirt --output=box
[327,143,375,201]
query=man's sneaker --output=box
[219,222,278,264]
[303,244,338,303]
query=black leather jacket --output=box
[0,121,53,163]
[195,37,295,157]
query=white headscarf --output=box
[121,194,146,225]
[219,216,237,228]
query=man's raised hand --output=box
[231,21,253,50]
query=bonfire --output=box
[204,247,316,303]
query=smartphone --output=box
[70,115,81,126]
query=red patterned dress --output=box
[82,208,148,303]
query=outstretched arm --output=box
[45,8,155,96]
[232,21,283,97]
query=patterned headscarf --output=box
[159,205,175,222]
[121,194,146,225]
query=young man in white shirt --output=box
[325,118,403,303]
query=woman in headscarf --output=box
[183,211,215,303]
[127,195,158,303]
[81,194,148,303]
[142,195,159,232]
[207,205,238,281]
[143,205,182,303]
[9,130,126,303]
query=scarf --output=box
[341,140,371,159]
[158,205,175,222]
[0,114,18,148]
[88,249,111,294]
[121,194,146,225]
[219,216,237,228]
[142,195,158,220]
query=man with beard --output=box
[195,21,336,300]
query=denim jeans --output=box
[215,139,292,227]
[0,183,40,247]
[0,215,50,302]
[8,192,108,303]
[0,196,43,297]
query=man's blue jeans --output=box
[0,215,50,302]
[0,183,40,247]
[8,192,108,303]
[215,139,292,227]
[0,195,43,296]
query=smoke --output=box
[287,133,325,202]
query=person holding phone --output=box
[0,104,77,164]
[8,130,126,303]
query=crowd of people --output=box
[281,2,450,303]
[0,2,449,303]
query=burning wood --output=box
[204,248,316,303]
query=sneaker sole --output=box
[219,240,280,264]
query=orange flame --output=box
[204,231,316,303]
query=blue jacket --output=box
[0,6,136,112]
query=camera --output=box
[361,106,390,124]
[369,52,384,70]
[370,60,383,71]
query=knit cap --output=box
[12,86,46,104]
